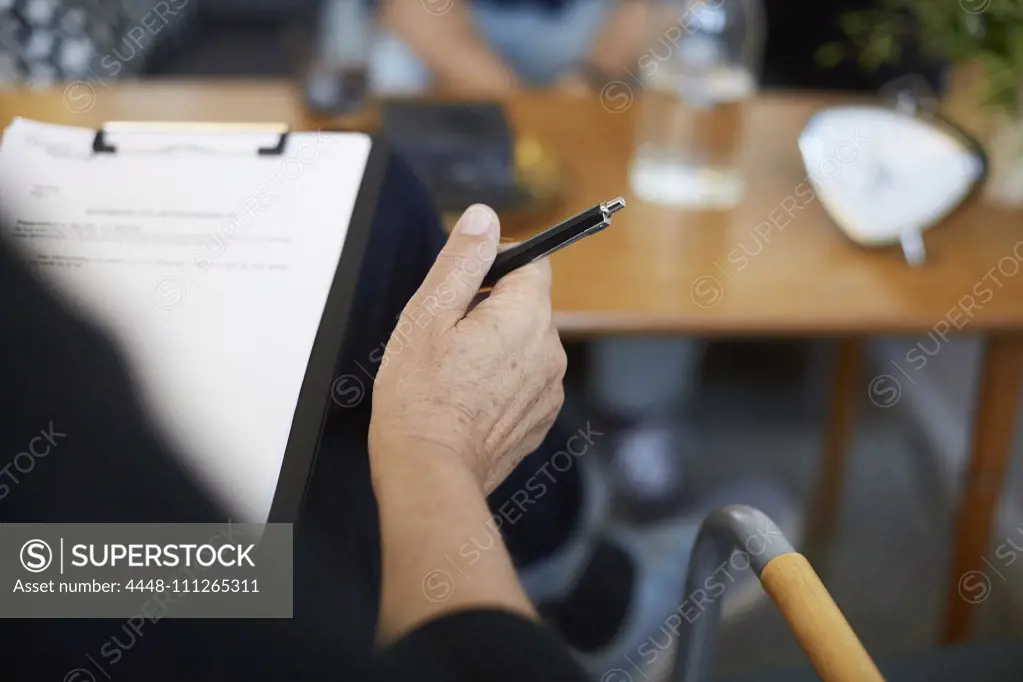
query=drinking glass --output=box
[629,0,765,209]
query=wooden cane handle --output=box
[760,553,884,682]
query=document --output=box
[0,118,372,521]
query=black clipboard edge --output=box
[92,122,291,155]
[268,135,390,524]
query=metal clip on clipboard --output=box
[92,121,291,156]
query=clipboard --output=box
[92,121,292,156]
[86,120,390,525]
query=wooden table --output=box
[3,81,1020,643]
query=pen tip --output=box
[603,197,626,215]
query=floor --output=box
[695,386,946,679]
[570,339,1020,681]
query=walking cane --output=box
[671,505,884,682]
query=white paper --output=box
[0,118,372,522]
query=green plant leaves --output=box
[828,0,1023,114]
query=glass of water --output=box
[629,0,765,209]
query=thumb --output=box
[407,204,500,329]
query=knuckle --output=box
[434,244,476,279]
[551,381,566,409]
[434,244,461,268]
[551,334,568,378]
[516,260,549,286]
[529,258,552,281]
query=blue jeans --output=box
[369,0,610,93]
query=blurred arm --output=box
[587,0,650,75]
[557,0,650,92]
[380,0,519,94]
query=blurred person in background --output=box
[0,0,927,95]
[370,0,650,95]
[366,0,935,97]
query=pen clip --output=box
[533,219,611,261]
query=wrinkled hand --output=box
[368,205,567,493]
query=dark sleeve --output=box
[377,611,590,682]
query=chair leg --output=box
[808,338,863,549]
[944,334,1023,643]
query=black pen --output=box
[481,196,626,289]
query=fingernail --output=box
[457,204,495,236]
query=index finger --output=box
[491,256,552,298]
[464,256,552,329]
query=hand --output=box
[368,204,567,494]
